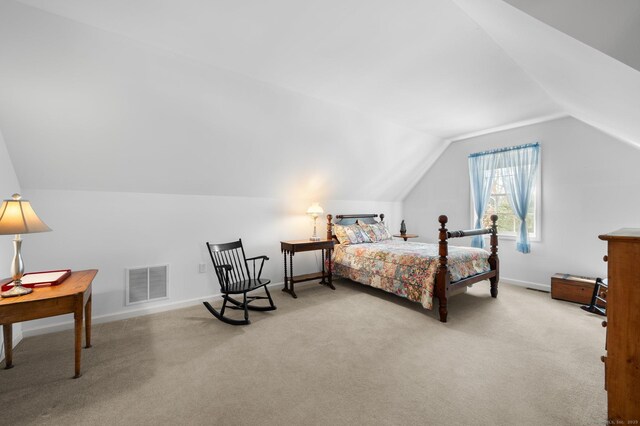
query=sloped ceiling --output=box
[12,0,561,138]
[0,0,443,201]
[503,0,640,72]
[0,0,637,200]
[453,0,640,147]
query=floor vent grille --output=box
[126,265,168,305]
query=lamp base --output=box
[309,236,321,241]
[1,283,33,298]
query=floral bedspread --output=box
[332,240,490,310]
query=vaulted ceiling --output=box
[0,0,638,200]
[454,0,640,147]
[503,0,640,71]
[11,0,566,139]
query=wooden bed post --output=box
[380,213,385,223]
[436,215,450,323]
[488,214,499,298]
[326,214,333,241]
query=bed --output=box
[326,213,499,322]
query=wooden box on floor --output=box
[550,273,597,304]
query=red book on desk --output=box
[1,269,71,291]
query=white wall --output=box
[20,188,401,334]
[404,116,640,288]
[0,128,23,359]
[0,1,418,335]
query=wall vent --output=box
[126,265,169,305]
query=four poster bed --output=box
[326,213,499,322]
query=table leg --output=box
[282,250,297,298]
[74,305,83,378]
[320,249,326,284]
[327,248,335,290]
[85,294,92,349]
[282,251,288,292]
[289,252,297,298]
[2,324,13,369]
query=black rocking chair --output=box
[203,239,276,325]
[581,277,607,316]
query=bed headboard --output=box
[326,213,385,240]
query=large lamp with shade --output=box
[0,194,52,298]
[306,202,324,241]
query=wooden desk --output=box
[281,239,334,298]
[0,269,97,378]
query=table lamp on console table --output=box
[306,202,324,241]
[0,193,52,298]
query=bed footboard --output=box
[436,215,499,323]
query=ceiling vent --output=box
[126,265,169,305]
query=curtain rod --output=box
[468,142,539,158]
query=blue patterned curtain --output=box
[468,152,499,248]
[469,142,540,253]
[500,143,540,253]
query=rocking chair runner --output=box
[204,239,276,325]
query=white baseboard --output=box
[21,281,287,338]
[19,277,547,338]
[502,276,550,292]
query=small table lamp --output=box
[0,194,52,298]
[306,202,324,241]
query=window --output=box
[468,142,540,253]
[480,165,540,240]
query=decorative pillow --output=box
[334,224,369,245]
[357,226,372,243]
[356,221,377,242]
[358,221,392,242]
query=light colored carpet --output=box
[0,280,606,425]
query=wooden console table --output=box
[0,269,97,378]
[281,239,334,298]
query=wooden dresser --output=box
[599,229,640,422]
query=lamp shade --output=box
[0,194,51,235]
[306,202,324,217]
